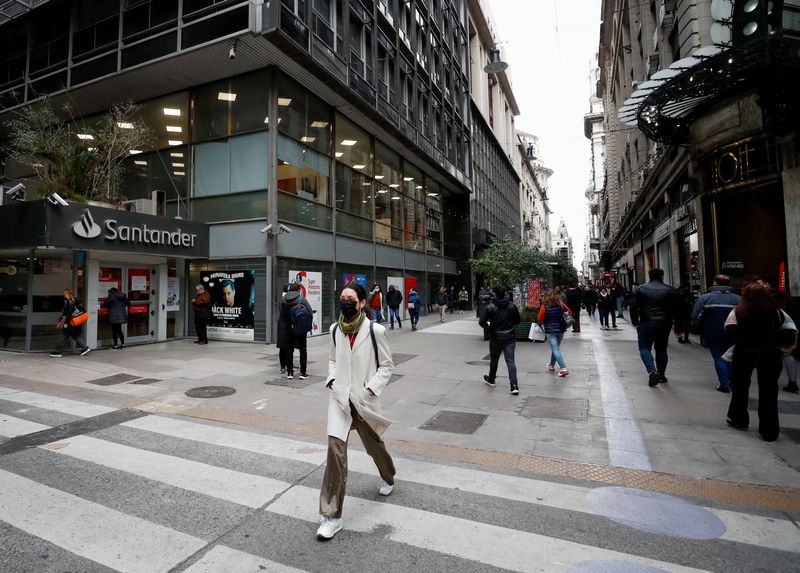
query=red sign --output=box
[405,277,418,309]
[779,261,786,293]
[526,279,542,308]
[130,304,149,314]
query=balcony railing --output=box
[280,4,309,49]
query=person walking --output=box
[753,276,800,394]
[50,289,90,357]
[479,286,521,394]
[629,268,680,387]
[318,283,395,540]
[597,286,615,330]
[582,286,598,318]
[613,282,626,319]
[436,286,448,322]
[368,283,383,323]
[476,284,492,340]
[537,289,571,377]
[458,286,469,313]
[691,275,741,393]
[191,284,212,345]
[407,288,421,331]
[447,287,456,314]
[724,283,798,441]
[102,287,129,350]
[675,285,695,344]
[565,284,582,333]
[277,283,313,380]
[386,284,403,329]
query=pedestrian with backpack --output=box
[277,283,313,380]
[317,282,395,541]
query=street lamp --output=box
[484,46,508,74]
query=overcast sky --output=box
[490,0,602,269]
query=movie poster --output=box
[289,270,323,336]
[201,270,255,341]
[166,277,180,312]
[342,273,367,289]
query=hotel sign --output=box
[704,135,782,193]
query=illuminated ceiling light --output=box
[310,121,329,128]
[340,139,357,146]
[166,125,182,133]
[403,177,414,181]
[172,162,185,168]
[117,122,134,129]
[427,192,439,196]
[163,108,181,116]
[416,185,423,189]
[300,136,317,143]
[134,160,147,165]
[377,189,388,194]
[174,171,185,176]
[76,133,94,140]
[217,92,237,101]
[389,183,400,188]
[390,196,401,200]
[278,98,292,106]
[374,175,385,180]
[353,164,366,170]
[335,152,344,158]
[362,182,372,186]
[168,140,183,146]
[87,147,96,151]
[129,149,142,155]
[170,152,184,158]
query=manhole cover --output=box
[185,386,236,398]
[392,353,417,365]
[420,410,488,434]
[86,373,140,386]
[749,399,800,415]
[519,397,589,421]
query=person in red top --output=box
[368,283,383,323]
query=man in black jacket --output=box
[479,285,522,395]
[565,285,582,332]
[630,268,680,387]
[386,285,404,329]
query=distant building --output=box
[583,63,604,283]
[516,131,553,253]
[552,219,573,266]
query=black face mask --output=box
[340,300,359,319]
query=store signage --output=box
[704,136,782,193]
[72,208,198,247]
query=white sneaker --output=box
[379,479,394,496]
[316,516,342,540]
[80,348,91,356]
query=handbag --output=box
[529,322,546,342]
[70,308,88,327]
[560,304,574,329]
[407,302,415,309]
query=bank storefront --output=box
[0,200,208,352]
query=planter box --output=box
[515,322,532,340]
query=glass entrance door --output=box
[98,266,123,344]
[127,268,152,340]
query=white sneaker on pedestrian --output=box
[80,347,91,356]
[379,479,394,496]
[316,516,342,540]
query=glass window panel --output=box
[0,253,30,351]
[192,70,269,142]
[375,223,401,246]
[193,140,230,197]
[278,192,333,230]
[334,114,371,174]
[120,146,189,213]
[336,210,372,240]
[277,135,330,204]
[277,74,333,155]
[375,185,402,231]
[375,141,400,188]
[135,91,190,151]
[192,191,267,222]
[230,132,268,193]
[335,161,372,218]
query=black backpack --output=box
[331,321,380,369]
[290,299,312,335]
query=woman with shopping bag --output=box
[536,290,571,377]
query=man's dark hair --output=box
[220,279,235,291]
[755,275,777,288]
[493,285,506,298]
[714,274,730,286]
[648,268,664,282]
[289,283,301,292]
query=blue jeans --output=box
[488,338,517,385]
[409,309,419,326]
[546,333,566,369]
[389,307,401,328]
[371,308,383,323]
[707,342,731,388]
[637,323,671,375]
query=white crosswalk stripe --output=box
[0,413,50,437]
[183,546,308,573]
[0,385,115,418]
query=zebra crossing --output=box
[1,384,799,573]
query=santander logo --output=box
[72,209,102,239]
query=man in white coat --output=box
[317,283,396,540]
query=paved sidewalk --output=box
[2,311,799,498]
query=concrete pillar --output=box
[783,167,800,296]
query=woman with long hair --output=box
[50,289,90,357]
[537,289,571,377]
[317,282,396,540]
[597,286,615,330]
[725,283,798,441]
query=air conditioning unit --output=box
[122,199,155,215]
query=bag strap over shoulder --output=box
[331,321,380,369]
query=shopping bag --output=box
[70,309,88,327]
[529,322,546,342]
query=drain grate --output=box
[519,397,589,421]
[185,386,236,398]
[749,399,800,415]
[419,410,488,434]
[86,373,140,386]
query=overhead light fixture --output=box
[403,177,413,181]
[134,160,147,165]
[278,98,292,106]
[117,122,134,129]
[166,126,182,133]
[163,108,181,116]
[484,45,508,74]
[217,92,237,101]
[335,152,344,158]
[76,133,94,140]
[170,152,184,158]
[362,182,372,186]
[129,149,142,155]
[374,175,385,180]
[416,185,423,189]
[389,183,400,188]
[172,162,185,168]
[168,140,183,146]
[87,147,96,151]
[427,192,439,197]
[353,164,366,170]
[310,121,329,128]
[300,136,317,143]
[377,189,388,194]
[390,196,401,200]
[340,139,357,146]
[174,171,185,176]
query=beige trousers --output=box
[320,401,396,518]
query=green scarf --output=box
[337,309,366,335]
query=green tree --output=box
[3,99,154,204]
[468,237,554,288]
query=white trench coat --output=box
[325,317,394,442]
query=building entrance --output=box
[97,265,157,344]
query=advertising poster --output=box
[342,273,367,289]
[201,270,255,341]
[290,270,323,336]
[526,279,542,309]
[387,276,405,319]
[166,277,180,312]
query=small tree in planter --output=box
[3,98,154,205]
